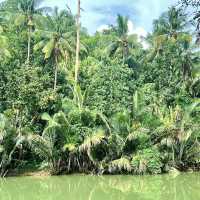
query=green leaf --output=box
[0,145,4,153]
[42,39,55,59]
[34,40,45,52]
[14,14,26,26]
[63,143,76,152]
[41,113,52,122]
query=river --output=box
[0,173,199,200]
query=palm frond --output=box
[109,157,132,173]
[42,38,55,59]
[14,13,26,26]
[63,143,76,152]
[34,40,45,51]
[117,14,128,37]
[79,129,106,153]
[28,134,52,160]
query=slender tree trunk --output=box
[123,40,129,64]
[27,26,31,65]
[74,0,81,83]
[54,57,58,91]
[123,48,125,64]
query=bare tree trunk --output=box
[54,57,58,91]
[27,26,31,65]
[123,40,129,64]
[74,0,81,83]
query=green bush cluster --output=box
[131,148,162,175]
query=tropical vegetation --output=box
[0,0,200,177]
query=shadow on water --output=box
[0,173,200,200]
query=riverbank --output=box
[6,168,50,178]
[5,166,197,178]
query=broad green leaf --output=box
[41,113,52,122]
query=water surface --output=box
[0,173,199,200]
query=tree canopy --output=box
[0,0,200,176]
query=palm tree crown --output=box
[107,15,134,64]
[34,7,76,90]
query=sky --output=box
[0,0,178,38]
[44,0,178,36]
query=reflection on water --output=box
[0,173,200,200]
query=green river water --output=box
[0,173,199,200]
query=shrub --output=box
[131,148,162,175]
[108,157,132,174]
[124,130,150,154]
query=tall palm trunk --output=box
[74,0,81,84]
[27,26,31,64]
[122,40,129,64]
[54,56,58,91]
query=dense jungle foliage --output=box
[0,0,200,177]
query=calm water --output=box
[0,173,200,200]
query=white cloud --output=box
[127,20,149,49]
[97,24,110,32]
[128,20,147,37]
[44,0,177,34]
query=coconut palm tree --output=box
[147,7,196,81]
[153,7,187,39]
[150,7,187,54]
[107,15,129,63]
[177,33,194,79]
[1,0,51,64]
[34,7,76,90]
[180,0,200,44]
[107,15,141,65]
